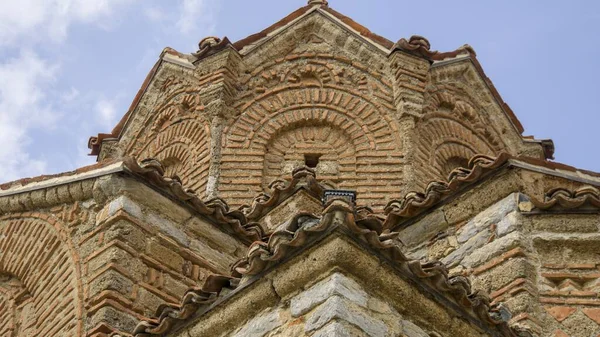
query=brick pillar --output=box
[388,50,430,193]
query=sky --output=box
[0,0,598,184]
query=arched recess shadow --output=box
[0,215,83,336]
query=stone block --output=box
[305,296,388,337]
[146,239,184,272]
[190,238,236,272]
[496,211,519,237]
[401,319,430,337]
[186,217,243,255]
[461,231,524,268]
[291,272,368,317]
[457,194,517,244]
[103,219,146,251]
[105,195,143,220]
[88,305,138,334]
[232,309,282,337]
[442,228,491,268]
[89,268,134,297]
[399,210,447,247]
[311,321,364,337]
[87,245,134,274]
[146,212,190,247]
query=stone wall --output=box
[94,8,547,211]
[399,189,600,336]
[0,173,248,336]
[226,272,436,337]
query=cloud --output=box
[0,0,221,183]
[0,51,59,181]
[144,6,166,23]
[177,0,219,35]
[95,99,118,129]
[0,0,136,46]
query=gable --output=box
[87,1,551,209]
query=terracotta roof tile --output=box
[127,275,239,336]
[525,186,600,212]
[238,166,327,222]
[231,199,526,337]
[123,158,263,243]
[383,153,600,229]
[129,197,529,337]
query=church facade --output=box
[1,1,599,336]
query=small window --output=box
[304,154,321,168]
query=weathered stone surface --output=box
[457,194,517,244]
[305,296,388,337]
[291,272,368,317]
[232,309,282,337]
[2,1,599,336]
[461,231,525,268]
[442,227,491,267]
[311,321,364,337]
[496,211,518,237]
[401,319,430,337]
[399,210,448,247]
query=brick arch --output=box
[137,118,211,197]
[262,122,357,189]
[432,142,477,179]
[222,85,403,209]
[0,275,35,336]
[414,114,496,188]
[0,216,83,336]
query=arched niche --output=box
[414,91,505,188]
[262,121,358,189]
[123,89,211,197]
[0,216,82,337]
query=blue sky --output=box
[0,0,598,183]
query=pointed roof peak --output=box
[308,0,328,7]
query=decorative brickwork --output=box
[121,81,211,198]
[0,215,83,337]
[222,54,403,209]
[4,1,600,337]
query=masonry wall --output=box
[399,189,600,337]
[0,174,248,337]
[175,271,481,337]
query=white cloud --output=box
[95,99,118,129]
[144,6,166,23]
[177,0,218,35]
[0,0,220,183]
[0,51,58,181]
[0,0,136,46]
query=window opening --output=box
[304,154,322,168]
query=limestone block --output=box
[232,309,282,337]
[88,268,134,297]
[311,321,364,337]
[457,194,517,244]
[146,239,184,272]
[401,319,430,337]
[496,211,519,237]
[190,238,236,272]
[291,272,368,317]
[305,296,388,337]
[146,211,190,247]
[399,210,447,247]
[185,217,243,255]
[461,231,524,268]
[442,228,491,267]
